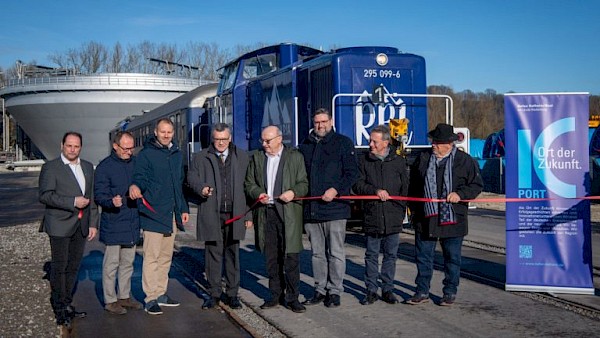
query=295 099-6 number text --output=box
[363,69,401,78]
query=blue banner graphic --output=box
[504,93,594,294]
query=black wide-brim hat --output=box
[428,123,458,143]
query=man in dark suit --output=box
[188,123,251,310]
[39,131,98,328]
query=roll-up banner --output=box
[504,93,594,294]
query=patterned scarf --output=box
[424,147,457,225]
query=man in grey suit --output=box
[39,131,98,328]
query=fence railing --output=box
[1,73,211,90]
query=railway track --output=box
[349,228,600,321]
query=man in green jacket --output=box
[245,125,308,313]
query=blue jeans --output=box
[305,220,346,296]
[364,233,400,293]
[414,233,463,296]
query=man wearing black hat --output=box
[406,123,483,306]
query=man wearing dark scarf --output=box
[407,123,483,306]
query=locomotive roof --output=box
[219,43,323,70]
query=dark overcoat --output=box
[187,143,250,241]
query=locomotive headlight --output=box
[376,53,388,66]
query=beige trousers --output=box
[142,223,176,303]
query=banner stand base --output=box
[505,284,595,295]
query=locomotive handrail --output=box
[294,97,299,146]
[331,93,454,125]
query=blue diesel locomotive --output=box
[112,43,455,164]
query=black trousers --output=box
[205,212,240,298]
[49,226,86,317]
[264,206,300,302]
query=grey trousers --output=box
[102,244,136,304]
[305,219,347,296]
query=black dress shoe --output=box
[360,292,378,305]
[56,311,72,329]
[381,291,399,304]
[58,317,72,329]
[325,294,340,308]
[202,297,219,309]
[260,299,279,309]
[227,296,243,310]
[66,305,87,318]
[302,292,326,306]
[286,300,306,313]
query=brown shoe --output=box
[118,298,143,310]
[105,302,127,315]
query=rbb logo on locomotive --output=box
[354,88,407,147]
[518,117,580,199]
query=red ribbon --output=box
[293,195,600,203]
[142,197,157,213]
[78,209,83,219]
[224,194,600,223]
[224,197,263,225]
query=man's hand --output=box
[322,187,338,202]
[258,193,269,204]
[279,190,295,203]
[112,195,123,208]
[245,220,253,228]
[201,186,214,197]
[87,227,97,241]
[129,184,142,200]
[376,189,390,201]
[75,196,90,209]
[447,192,461,203]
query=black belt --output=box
[266,204,276,209]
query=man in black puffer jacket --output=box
[95,131,142,315]
[353,125,408,306]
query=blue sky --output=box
[1,0,598,94]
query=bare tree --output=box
[185,41,232,80]
[79,41,108,73]
[109,42,124,73]
[124,44,141,73]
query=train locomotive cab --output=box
[211,43,324,150]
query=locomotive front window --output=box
[242,53,278,79]
[219,62,239,92]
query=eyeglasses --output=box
[314,119,330,125]
[260,135,282,145]
[213,137,230,143]
[117,144,135,152]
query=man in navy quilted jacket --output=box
[95,131,143,315]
